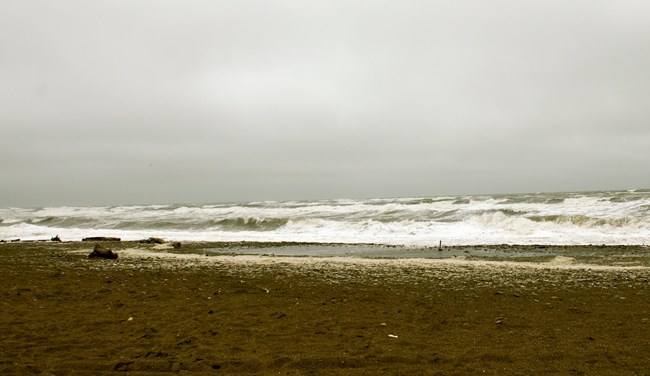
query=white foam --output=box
[2,191,649,245]
[117,248,649,272]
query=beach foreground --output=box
[2,242,650,375]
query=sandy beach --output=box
[2,241,650,375]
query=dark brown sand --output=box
[2,242,650,375]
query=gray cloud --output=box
[1,0,649,206]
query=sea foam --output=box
[1,190,648,245]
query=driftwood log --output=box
[82,237,121,242]
[138,237,166,244]
[88,244,118,259]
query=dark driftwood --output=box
[88,244,118,259]
[138,237,166,244]
[82,237,121,242]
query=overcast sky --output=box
[2,0,649,207]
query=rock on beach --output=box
[88,244,118,259]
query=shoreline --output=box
[4,240,649,267]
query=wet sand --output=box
[2,241,650,375]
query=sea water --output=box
[1,190,648,245]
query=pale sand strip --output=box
[68,246,650,291]
[111,248,649,272]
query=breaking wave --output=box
[1,190,648,245]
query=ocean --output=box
[1,190,648,245]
